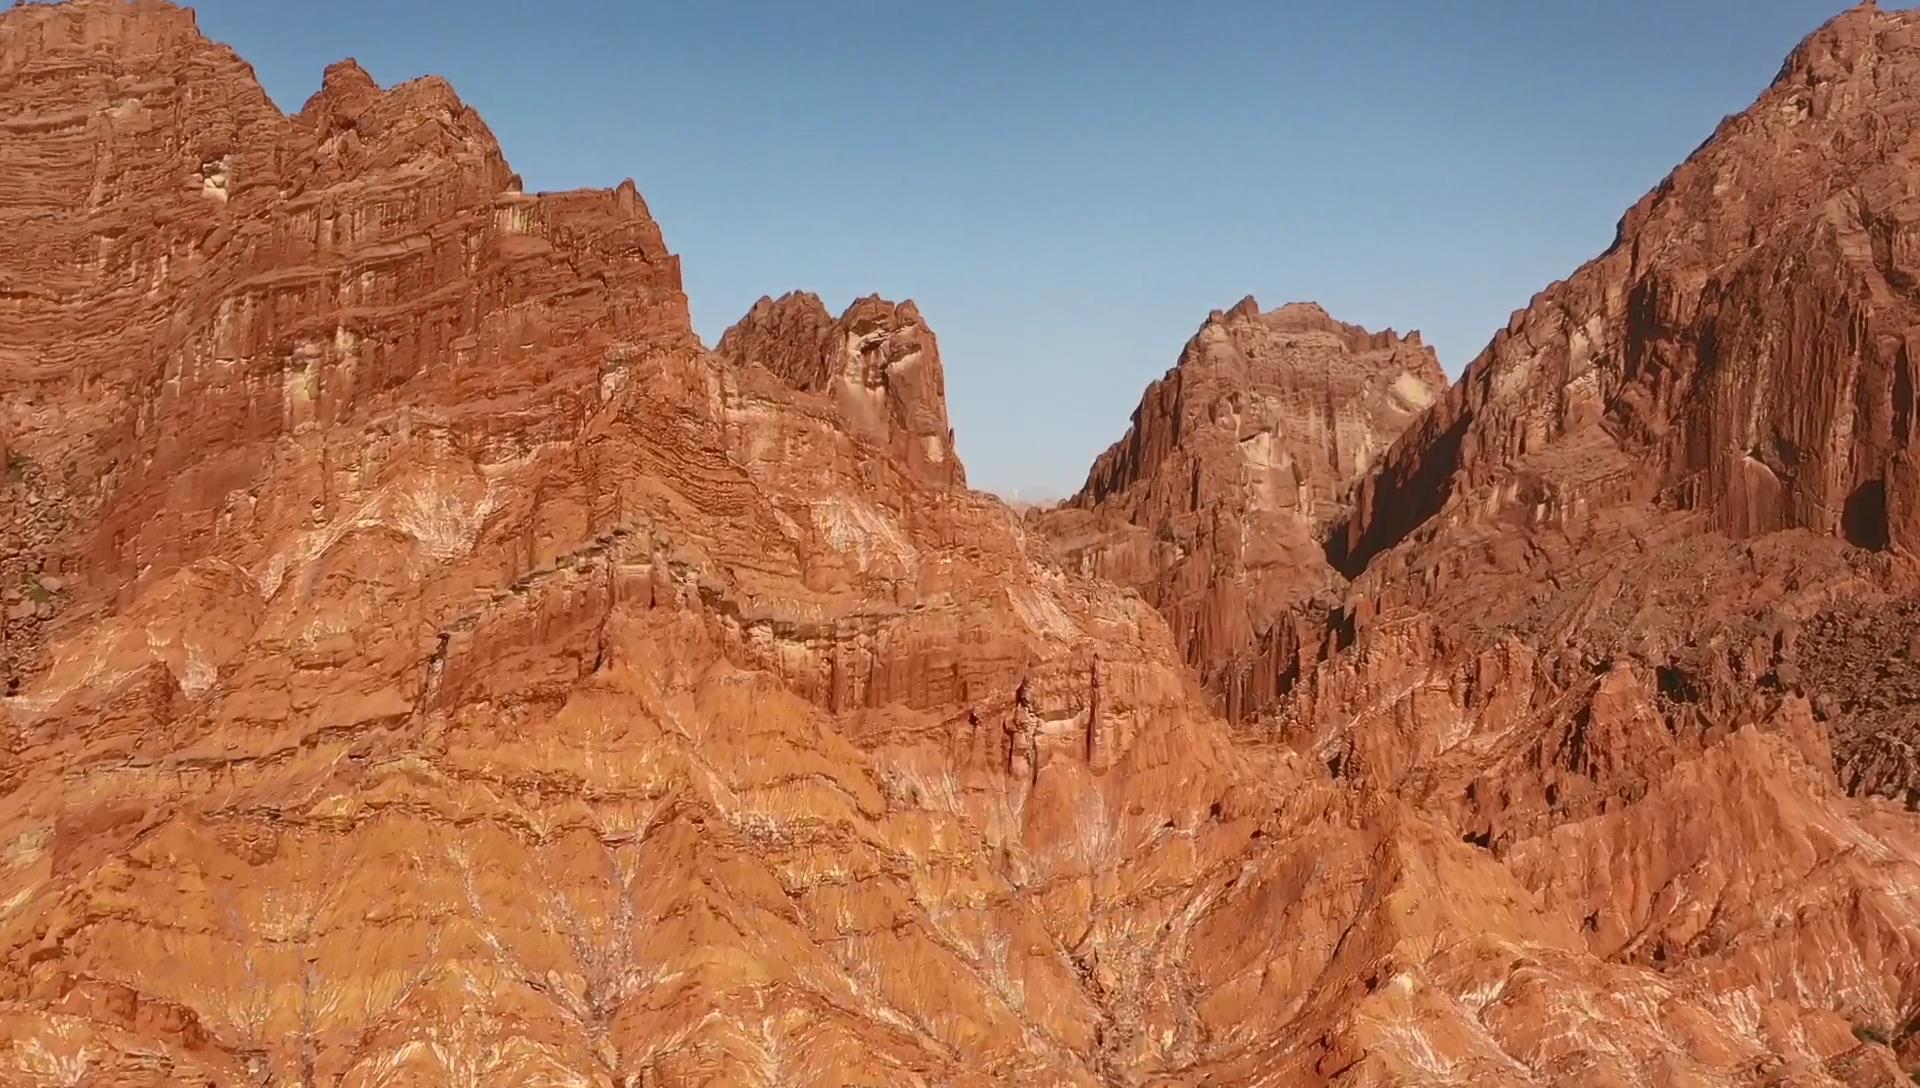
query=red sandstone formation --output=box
[1243,6,1920,1083]
[1293,0,1920,804]
[1333,2,1920,577]
[718,291,964,488]
[1037,298,1443,704]
[0,2,1916,1087]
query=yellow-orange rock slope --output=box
[1,2,1916,1087]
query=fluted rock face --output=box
[1332,3,1920,579]
[1072,6,1920,1083]
[1198,8,1920,1083]
[1293,1,1920,805]
[1037,298,1443,708]
[718,291,965,487]
[2,3,1919,1087]
[0,0,693,694]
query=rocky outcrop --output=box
[1,3,1918,1087]
[718,291,964,487]
[1200,6,1920,1081]
[1331,3,1920,580]
[0,0,693,697]
[1286,1,1920,802]
[1077,4,1920,1081]
[1037,298,1443,708]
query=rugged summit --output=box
[1300,0,1920,804]
[718,291,964,488]
[0,3,1205,1082]
[0,0,693,695]
[1037,298,1443,707]
[1,2,1918,1087]
[1197,4,1920,1080]
[1335,2,1920,576]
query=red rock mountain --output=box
[1303,0,1920,807]
[0,2,1917,1087]
[717,291,964,488]
[1334,11,1920,574]
[1037,298,1443,711]
[1139,4,1920,1079]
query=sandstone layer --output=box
[0,2,1916,1087]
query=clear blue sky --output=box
[185,0,1852,499]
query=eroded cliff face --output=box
[1036,298,1443,710]
[1057,3,1920,1083]
[0,0,694,697]
[718,291,964,489]
[1211,4,1920,1083]
[1332,2,1920,578]
[1284,1,1920,804]
[0,2,1917,1087]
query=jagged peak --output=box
[1772,0,1903,87]
[612,177,644,214]
[298,57,381,125]
[766,290,832,318]
[1218,294,1265,322]
[716,292,834,374]
[1067,289,1447,521]
[383,72,468,113]
[1262,300,1352,335]
[717,288,960,485]
[0,0,263,107]
[0,0,204,50]
[1203,296,1353,333]
[1626,0,1920,235]
[285,58,508,185]
[1192,296,1428,361]
[841,294,923,330]
[721,291,936,368]
[1334,0,1920,581]
[320,57,376,94]
[726,292,925,339]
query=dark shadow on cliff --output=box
[1325,411,1470,579]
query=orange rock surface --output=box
[1037,298,1443,716]
[1,2,1916,1086]
[718,292,964,490]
